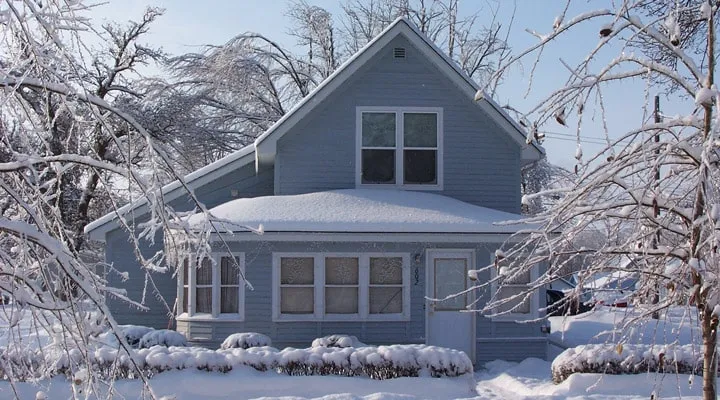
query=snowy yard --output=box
[0,305,714,399]
[0,358,705,399]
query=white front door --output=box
[426,249,475,363]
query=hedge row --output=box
[551,344,706,383]
[0,343,472,381]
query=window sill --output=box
[273,314,410,322]
[357,183,443,191]
[177,313,244,322]
[489,314,538,322]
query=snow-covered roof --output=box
[84,145,256,241]
[85,17,542,241]
[252,17,544,167]
[185,189,527,234]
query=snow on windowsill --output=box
[177,313,244,322]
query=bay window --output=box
[178,253,245,320]
[357,107,442,189]
[272,253,410,321]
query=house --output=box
[85,17,546,366]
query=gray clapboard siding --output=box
[275,35,521,213]
[103,164,274,329]
[176,240,546,365]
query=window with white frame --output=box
[490,256,539,319]
[273,253,410,321]
[177,254,245,320]
[357,107,442,188]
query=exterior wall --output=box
[176,240,548,366]
[103,164,274,329]
[275,34,522,213]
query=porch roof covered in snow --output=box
[183,189,531,235]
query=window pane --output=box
[197,258,213,285]
[221,257,240,285]
[280,257,314,284]
[182,287,188,313]
[370,287,403,314]
[362,112,396,147]
[325,257,359,285]
[404,113,437,147]
[281,287,314,314]
[370,257,403,284]
[195,287,212,313]
[362,149,395,184]
[404,150,436,184]
[221,287,239,313]
[182,258,188,284]
[434,258,467,311]
[325,287,359,314]
[496,287,531,314]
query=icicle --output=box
[664,13,681,46]
[700,2,712,19]
[473,90,485,102]
[555,107,567,126]
[553,15,562,30]
[575,144,583,160]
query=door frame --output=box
[425,248,476,362]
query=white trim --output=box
[272,252,411,322]
[476,336,548,342]
[356,107,443,190]
[425,249,476,362]
[177,252,246,321]
[489,259,540,322]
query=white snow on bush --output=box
[311,335,366,348]
[120,325,155,347]
[220,333,272,350]
[551,343,703,383]
[4,343,472,381]
[138,330,187,349]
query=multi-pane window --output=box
[273,254,410,321]
[358,108,442,188]
[178,254,245,320]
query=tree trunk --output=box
[702,308,717,400]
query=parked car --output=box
[546,289,594,316]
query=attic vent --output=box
[393,47,406,59]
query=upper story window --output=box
[356,107,443,190]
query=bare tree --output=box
[475,1,720,398]
[339,0,512,86]
[0,1,217,394]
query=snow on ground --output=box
[0,359,707,399]
[185,189,527,233]
[549,306,701,348]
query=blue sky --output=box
[90,0,695,169]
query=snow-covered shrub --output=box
[311,334,366,348]
[220,333,272,350]
[0,342,472,381]
[120,325,155,348]
[551,344,705,383]
[138,330,187,349]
